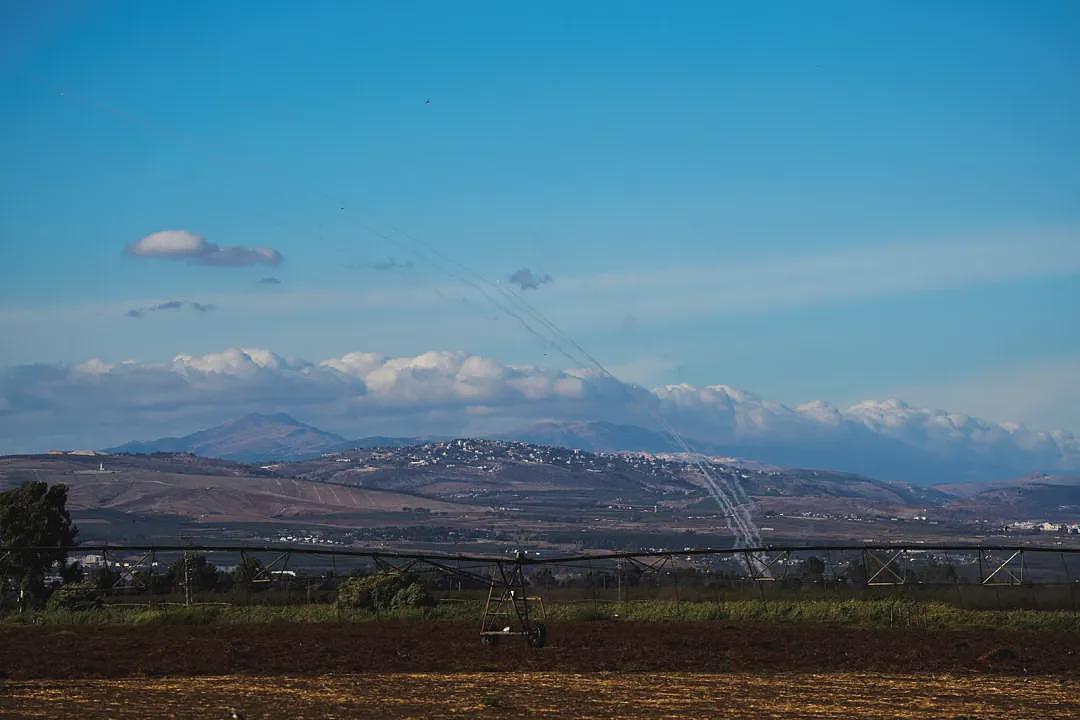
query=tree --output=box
[917,560,958,584]
[87,564,121,591]
[167,554,222,594]
[58,560,85,584]
[838,560,867,585]
[335,570,433,611]
[798,556,826,582]
[0,482,77,609]
[530,567,558,589]
[131,568,172,594]
[234,556,265,588]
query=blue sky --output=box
[2,1,1079,436]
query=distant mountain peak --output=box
[499,419,682,453]
[106,413,344,462]
[231,411,305,425]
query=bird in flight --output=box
[425,99,431,104]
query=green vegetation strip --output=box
[7,599,1080,632]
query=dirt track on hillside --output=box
[2,620,1078,679]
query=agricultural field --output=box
[3,612,1080,718]
[6,671,1080,719]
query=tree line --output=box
[0,481,273,609]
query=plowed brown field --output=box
[3,620,1078,677]
[4,672,1078,719]
[3,621,1078,718]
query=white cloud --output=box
[129,230,210,258]
[654,383,811,439]
[320,350,603,408]
[0,348,640,452]
[1,346,1078,481]
[127,230,283,267]
[74,358,114,375]
[171,348,295,374]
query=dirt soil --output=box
[5,672,1080,719]
[2,620,1079,679]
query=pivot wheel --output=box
[527,622,547,648]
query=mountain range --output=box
[9,347,1079,484]
[107,413,438,462]
[104,411,1064,485]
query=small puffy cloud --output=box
[127,230,283,267]
[126,300,217,318]
[258,277,282,285]
[128,230,209,258]
[508,268,553,291]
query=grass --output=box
[6,598,1080,631]
[2,602,475,626]
[607,598,1080,631]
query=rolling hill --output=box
[107,413,346,461]
[7,438,1080,550]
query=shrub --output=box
[335,571,434,612]
[389,581,433,610]
[46,582,103,612]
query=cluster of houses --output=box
[1005,521,1080,534]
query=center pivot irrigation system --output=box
[9,543,1080,647]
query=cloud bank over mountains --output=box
[1,347,1077,483]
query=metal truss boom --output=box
[9,542,1080,570]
